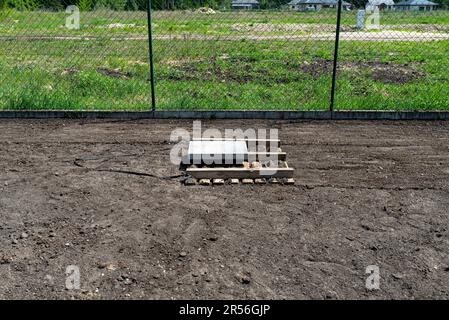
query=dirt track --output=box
[1,119,449,299]
[154,31,449,42]
[2,30,449,42]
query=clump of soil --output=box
[97,67,131,79]
[300,58,424,84]
[300,59,333,78]
[162,56,297,84]
[162,56,423,85]
[162,56,262,84]
[61,67,79,76]
[369,62,424,84]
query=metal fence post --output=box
[330,0,343,114]
[147,0,156,112]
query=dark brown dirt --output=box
[301,59,424,84]
[299,59,333,78]
[163,57,423,85]
[163,57,266,84]
[61,68,79,76]
[369,63,424,84]
[96,67,131,79]
[1,119,449,300]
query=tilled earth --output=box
[0,119,449,299]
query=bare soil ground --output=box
[300,59,423,84]
[3,30,448,42]
[1,119,449,300]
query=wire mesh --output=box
[334,4,449,111]
[152,1,338,110]
[0,0,448,111]
[0,1,151,110]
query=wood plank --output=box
[248,152,286,161]
[184,152,286,163]
[186,167,294,179]
[192,137,281,149]
[184,178,197,185]
[192,137,280,143]
[199,179,211,186]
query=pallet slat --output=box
[199,179,211,185]
[186,167,294,179]
[192,137,280,143]
[184,152,286,163]
[192,137,280,149]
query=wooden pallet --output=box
[183,137,295,185]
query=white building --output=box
[395,0,438,11]
[366,0,395,10]
[288,0,352,11]
[231,0,260,10]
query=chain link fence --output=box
[0,0,448,111]
[335,6,449,111]
[0,1,151,110]
[152,3,337,110]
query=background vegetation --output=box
[1,0,448,11]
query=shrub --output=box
[93,0,126,10]
[78,0,92,10]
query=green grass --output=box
[0,40,152,110]
[155,39,449,110]
[2,10,449,36]
[0,9,148,36]
[0,9,448,111]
